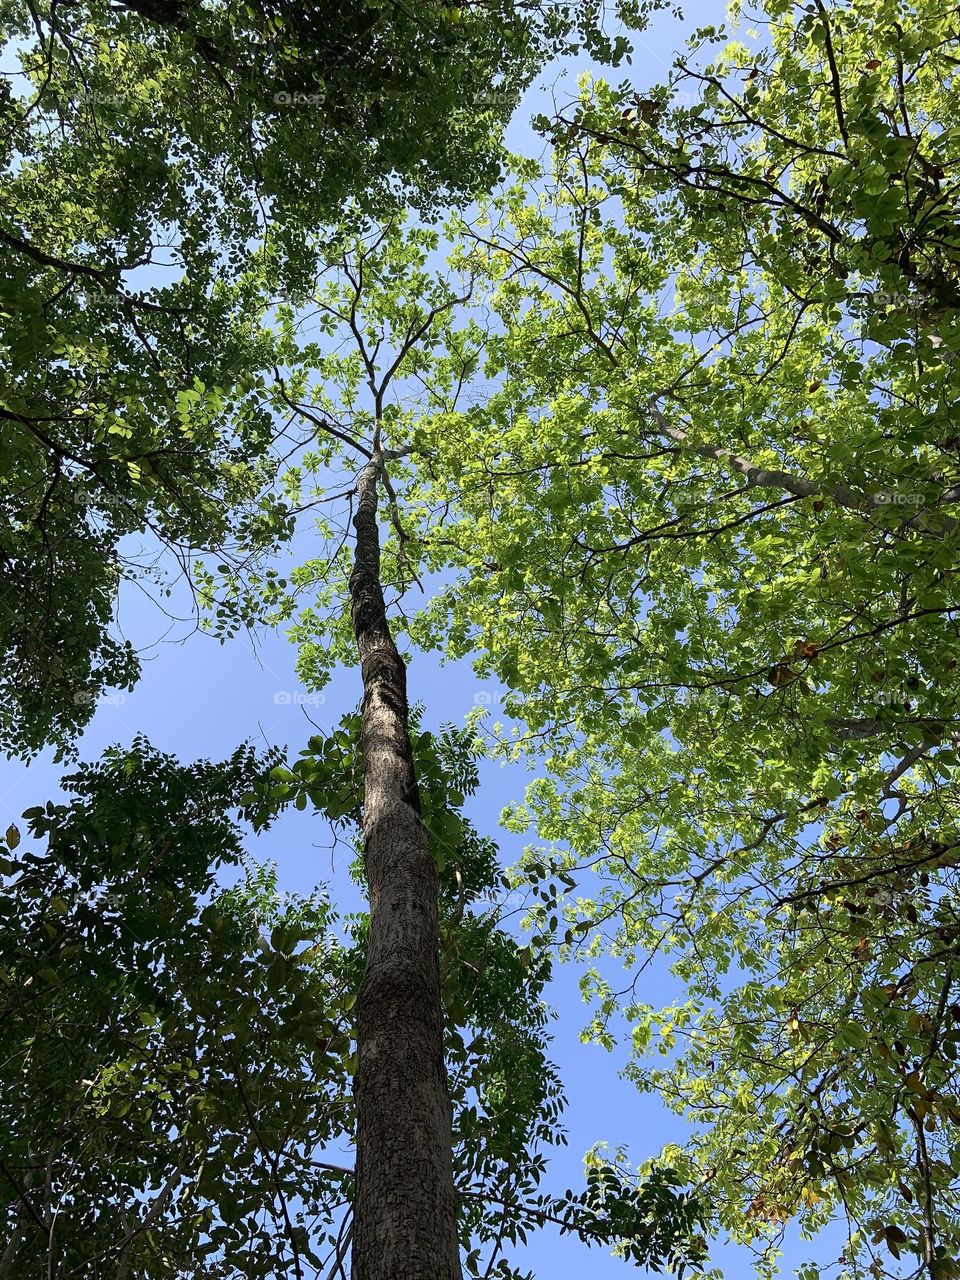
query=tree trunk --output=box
[348,456,463,1280]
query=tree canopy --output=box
[3,1,960,1278]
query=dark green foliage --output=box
[0,739,353,1278]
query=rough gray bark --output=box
[348,456,463,1280]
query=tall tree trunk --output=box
[348,456,463,1280]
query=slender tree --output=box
[250,226,476,1279]
[223,219,711,1279]
[348,452,462,1280]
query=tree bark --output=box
[348,456,463,1280]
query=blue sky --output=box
[0,1,849,1275]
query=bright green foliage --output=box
[1,0,575,277]
[286,5,960,1275]
[207,219,488,672]
[541,1157,709,1277]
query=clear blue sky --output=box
[0,2,845,1274]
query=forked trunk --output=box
[348,456,463,1280]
